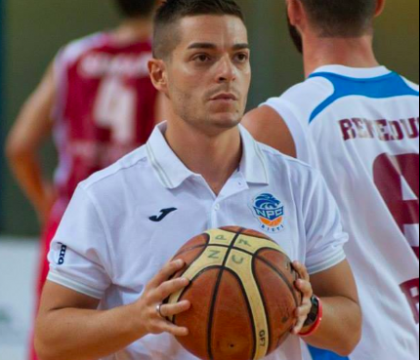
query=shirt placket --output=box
[210,170,248,229]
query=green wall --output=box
[1,0,419,236]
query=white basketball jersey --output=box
[263,65,419,360]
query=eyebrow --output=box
[187,42,250,51]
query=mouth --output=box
[210,93,238,102]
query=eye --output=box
[194,54,211,63]
[235,52,249,63]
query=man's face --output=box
[165,15,251,134]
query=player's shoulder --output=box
[57,32,109,65]
[263,76,335,126]
[79,145,149,193]
[400,76,420,93]
[282,76,334,104]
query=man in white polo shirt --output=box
[34,1,362,360]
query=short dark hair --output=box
[114,0,157,19]
[153,0,245,59]
[301,0,377,37]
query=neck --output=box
[165,118,242,196]
[113,17,152,44]
[302,34,380,78]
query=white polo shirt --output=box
[48,122,348,360]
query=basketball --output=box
[165,226,302,360]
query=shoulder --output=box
[263,76,335,125]
[400,76,420,93]
[79,145,149,194]
[242,105,297,157]
[55,32,108,67]
[244,77,334,159]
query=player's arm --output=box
[5,63,56,225]
[242,105,297,157]
[293,260,362,356]
[35,260,191,360]
[291,170,362,356]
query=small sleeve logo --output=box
[58,244,67,265]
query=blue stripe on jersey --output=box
[308,72,420,123]
[308,346,350,360]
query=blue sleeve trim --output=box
[308,346,350,360]
[308,72,419,124]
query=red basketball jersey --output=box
[52,33,157,204]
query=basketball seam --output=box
[171,265,222,325]
[254,249,300,309]
[174,243,285,258]
[173,233,211,263]
[252,255,271,356]
[220,228,273,241]
[166,233,211,315]
[224,268,257,360]
[207,228,245,360]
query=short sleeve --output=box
[47,186,113,299]
[303,171,349,275]
[262,97,312,163]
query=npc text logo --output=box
[252,194,285,233]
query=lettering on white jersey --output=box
[339,117,420,142]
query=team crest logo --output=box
[252,194,285,233]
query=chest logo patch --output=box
[252,194,285,233]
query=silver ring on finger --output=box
[156,304,165,319]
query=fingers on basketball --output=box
[148,260,186,290]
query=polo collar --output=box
[146,122,270,189]
[239,125,270,185]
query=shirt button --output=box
[214,203,221,211]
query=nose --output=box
[216,56,237,84]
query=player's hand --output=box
[134,259,191,338]
[292,261,314,335]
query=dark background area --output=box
[0,0,419,236]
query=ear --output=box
[286,0,299,27]
[286,0,306,30]
[148,58,169,95]
[374,0,386,18]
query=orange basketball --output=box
[165,226,302,360]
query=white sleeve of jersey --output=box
[47,186,113,299]
[264,97,311,163]
[303,169,349,275]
